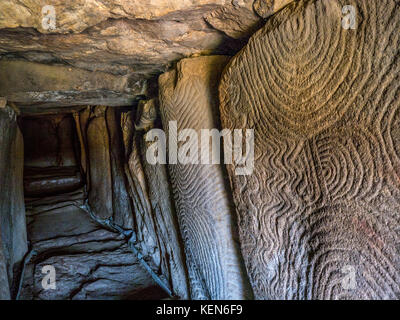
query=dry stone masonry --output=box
[159,56,252,299]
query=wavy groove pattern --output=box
[159,56,252,300]
[219,0,400,299]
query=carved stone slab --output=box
[219,0,400,299]
[159,56,252,299]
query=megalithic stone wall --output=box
[74,106,134,229]
[135,99,191,299]
[120,105,190,299]
[219,0,400,299]
[158,56,252,300]
[0,106,28,299]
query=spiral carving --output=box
[159,56,252,300]
[219,0,400,299]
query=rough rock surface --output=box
[219,0,400,299]
[253,0,295,18]
[71,106,186,298]
[29,246,166,300]
[0,1,299,113]
[71,107,134,229]
[121,106,189,299]
[21,115,83,198]
[204,2,264,39]
[0,60,146,112]
[121,111,162,269]
[21,196,166,300]
[0,106,28,299]
[0,97,6,108]
[0,1,260,78]
[0,1,298,116]
[0,0,256,33]
[136,99,190,299]
[159,56,252,299]
[22,115,79,168]
[0,235,10,299]
[19,112,168,300]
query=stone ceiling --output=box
[0,0,293,113]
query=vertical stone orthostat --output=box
[159,56,252,300]
[0,106,28,299]
[75,106,134,229]
[135,99,190,299]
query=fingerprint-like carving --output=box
[134,101,191,299]
[220,0,400,299]
[159,56,252,300]
[313,126,384,203]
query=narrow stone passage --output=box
[1,0,399,301]
[17,114,168,300]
